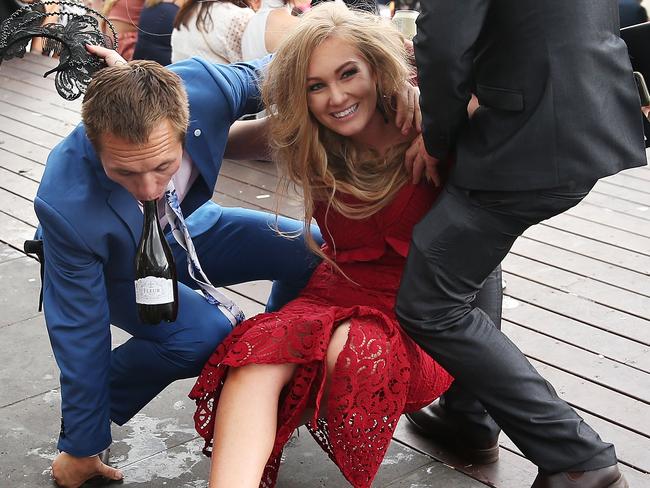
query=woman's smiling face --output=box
[306,36,381,138]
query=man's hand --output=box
[85,44,128,67]
[404,133,441,186]
[642,106,650,119]
[394,83,422,135]
[52,451,123,488]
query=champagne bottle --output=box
[134,199,178,324]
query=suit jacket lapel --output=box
[107,187,142,248]
[89,148,142,248]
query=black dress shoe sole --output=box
[405,413,500,465]
[531,466,628,488]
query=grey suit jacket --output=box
[415,0,647,191]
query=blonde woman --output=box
[190,4,501,488]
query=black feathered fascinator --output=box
[0,1,118,100]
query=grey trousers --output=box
[396,183,616,473]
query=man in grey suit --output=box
[397,1,647,487]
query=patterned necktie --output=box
[163,183,245,328]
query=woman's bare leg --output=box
[209,362,297,488]
[326,322,351,381]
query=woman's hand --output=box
[85,44,127,67]
[404,133,441,186]
[394,83,422,135]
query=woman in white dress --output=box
[240,0,299,60]
[171,0,255,64]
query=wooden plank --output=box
[503,321,650,402]
[0,114,62,150]
[0,148,44,182]
[0,211,36,251]
[221,159,304,203]
[0,188,38,227]
[622,165,650,182]
[566,201,650,237]
[541,213,650,257]
[226,280,272,306]
[523,225,650,274]
[504,254,650,319]
[502,299,650,372]
[583,190,650,220]
[594,180,650,206]
[0,74,82,112]
[219,286,265,318]
[14,52,60,69]
[603,171,650,193]
[220,159,281,189]
[499,407,650,475]
[503,273,650,344]
[0,88,80,125]
[0,130,50,164]
[1,55,56,76]
[505,254,650,319]
[528,358,648,436]
[215,174,303,220]
[0,65,83,114]
[396,419,538,488]
[0,100,75,139]
[236,157,280,178]
[510,238,650,296]
[0,62,64,92]
[0,167,39,201]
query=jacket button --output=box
[194,129,201,137]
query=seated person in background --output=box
[102,0,145,60]
[171,0,254,64]
[240,0,299,60]
[133,0,186,65]
[189,4,502,487]
[42,45,321,488]
[310,0,378,14]
[619,0,648,27]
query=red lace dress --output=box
[190,182,454,487]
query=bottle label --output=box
[135,277,174,305]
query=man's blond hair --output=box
[82,60,189,149]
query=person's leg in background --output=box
[406,265,503,464]
[397,183,618,476]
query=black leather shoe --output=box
[531,464,628,488]
[405,399,499,464]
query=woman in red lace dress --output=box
[190,4,498,487]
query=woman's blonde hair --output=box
[262,2,413,264]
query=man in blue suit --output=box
[37,47,320,487]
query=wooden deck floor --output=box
[1,54,649,487]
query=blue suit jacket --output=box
[35,57,266,456]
